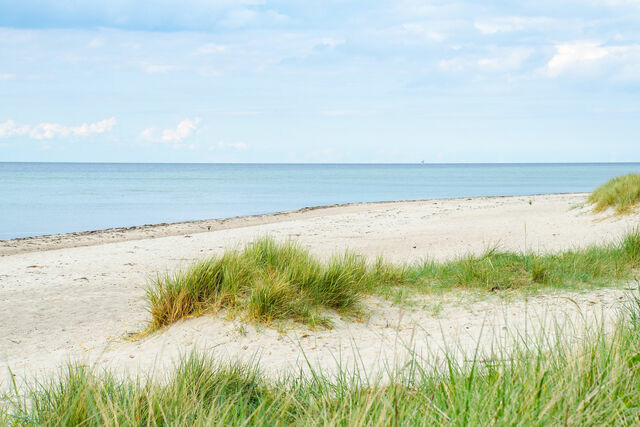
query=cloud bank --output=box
[543,42,640,78]
[0,117,116,139]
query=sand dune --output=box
[1,193,638,388]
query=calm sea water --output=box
[1,162,639,240]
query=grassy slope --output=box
[410,230,640,291]
[3,296,640,425]
[589,173,640,214]
[146,232,640,330]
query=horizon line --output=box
[2,161,640,165]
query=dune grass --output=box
[145,232,640,330]
[146,238,405,330]
[589,173,640,214]
[408,229,640,293]
[4,294,640,425]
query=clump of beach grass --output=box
[589,173,640,214]
[146,231,640,330]
[4,293,640,425]
[146,237,405,330]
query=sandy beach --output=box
[5,2,639,419]
[1,193,639,389]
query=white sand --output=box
[1,193,639,388]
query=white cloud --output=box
[140,118,201,147]
[0,120,29,138]
[162,118,201,142]
[0,117,116,139]
[0,73,16,80]
[546,42,610,76]
[69,117,117,136]
[543,41,640,77]
[139,127,155,141]
[474,16,553,34]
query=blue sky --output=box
[0,0,639,163]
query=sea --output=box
[1,162,639,240]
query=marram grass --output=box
[4,295,640,425]
[146,237,405,330]
[409,229,640,292]
[146,231,640,330]
[589,173,640,214]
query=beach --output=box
[2,192,639,388]
[5,1,640,420]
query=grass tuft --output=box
[588,173,640,214]
[146,237,402,331]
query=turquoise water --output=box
[1,162,639,240]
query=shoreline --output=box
[1,192,587,256]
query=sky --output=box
[0,0,639,163]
